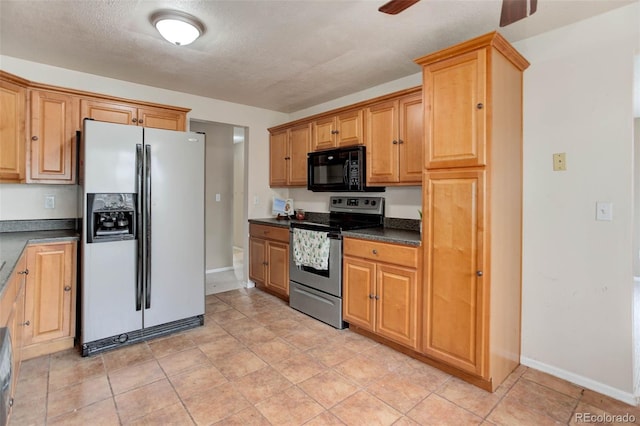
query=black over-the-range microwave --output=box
[307,145,385,192]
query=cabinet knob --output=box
[476,271,483,277]
[263,261,269,266]
[132,118,138,123]
[369,294,375,299]
[18,269,29,275]
[331,130,339,134]
[284,156,290,160]
[31,136,38,141]
[372,249,378,255]
[138,119,144,124]
[476,103,484,109]
[64,286,71,292]
[392,140,398,145]
[374,295,380,300]
[398,139,404,144]
[22,321,30,326]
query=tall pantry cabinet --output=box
[415,32,529,390]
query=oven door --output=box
[289,229,342,297]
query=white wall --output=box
[0,184,78,220]
[513,3,639,404]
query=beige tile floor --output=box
[9,288,640,425]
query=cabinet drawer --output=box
[249,223,290,243]
[343,238,418,268]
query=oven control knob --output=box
[371,200,377,206]
[364,200,369,205]
[332,199,337,204]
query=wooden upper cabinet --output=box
[312,108,363,151]
[422,169,485,376]
[80,98,136,126]
[288,123,311,186]
[269,123,310,187]
[366,91,422,185]
[269,129,288,186]
[0,76,27,182]
[29,90,79,183]
[80,98,187,131]
[137,106,186,131]
[422,49,486,169]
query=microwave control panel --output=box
[349,160,360,186]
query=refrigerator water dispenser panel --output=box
[87,193,137,243]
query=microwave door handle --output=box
[343,161,349,187]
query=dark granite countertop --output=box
[248,217,421,246]
[0,228,80,296]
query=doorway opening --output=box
[189,120,247,294]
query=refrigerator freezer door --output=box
[142,128,205,328]
[83,120,141,193]
[82,240,141,342]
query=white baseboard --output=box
[206,266,234,275]
[521,356,639,406]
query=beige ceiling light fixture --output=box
[151,10,204,46]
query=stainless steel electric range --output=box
[289,196,384,329]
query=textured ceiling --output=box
[0,0,634,113]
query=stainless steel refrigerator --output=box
[80,119,205,356]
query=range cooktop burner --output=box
[291,196,385,233]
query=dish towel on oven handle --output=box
[292,228,331,270]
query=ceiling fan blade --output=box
[378,0,420,15]
[500,0,527,26]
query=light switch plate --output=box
[553,153,567,171]
[44,195,55,209]
[596,202,613,221]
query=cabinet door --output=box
[0,79,26,182]
[336,109,363,147]
[266,241,289,297]
[288,123,311,186]
[29,90,78,182]
[366,99,399,184]
[312,116,336,151]
[24,243,75,346]
[80,98,137,126]
[424,49,486,169]
[422,170,485,375]
[269,129,288,186]
[398,93,423,183]
[249,237,267,286]
[376,264,418,349]
[343,256,375,331]
[137,106,186,131]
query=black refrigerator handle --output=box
[135,144,143,311]
[145,144,152,310]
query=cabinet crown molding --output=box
[414,31,529,71]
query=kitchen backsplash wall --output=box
[0,184,79,220]
[288,186,422,219]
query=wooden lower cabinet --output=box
[343,238,420,350]
[249,223,290,299]
[422,170,485,376]
[22,241,77,359]
[0,253,27,422]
